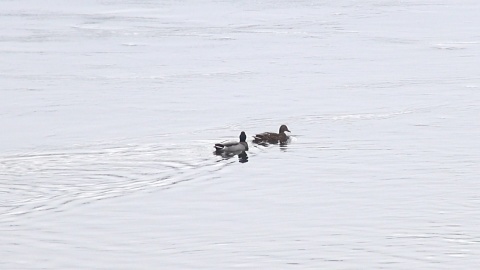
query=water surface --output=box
[1,0,480,269]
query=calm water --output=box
[1,0,480,269]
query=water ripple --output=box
[0,142,226,222]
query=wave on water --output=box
[0,142,230,222]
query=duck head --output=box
[279,125,290,134]
[239,131,247,142]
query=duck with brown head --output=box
[253,125,291,144]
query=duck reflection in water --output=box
[237,151,248,163]
[213,149,249,163]
[279,143,289,152]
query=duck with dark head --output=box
[214,131,249,154]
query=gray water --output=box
[1,0,480,269]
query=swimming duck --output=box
[215,131,249,153]
[253,125,290,144]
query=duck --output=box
[215,131,249,153]
[253,125,290,144]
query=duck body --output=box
[253,125,290,144]
[215,131,249,153]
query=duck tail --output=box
[252,135,263,142]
